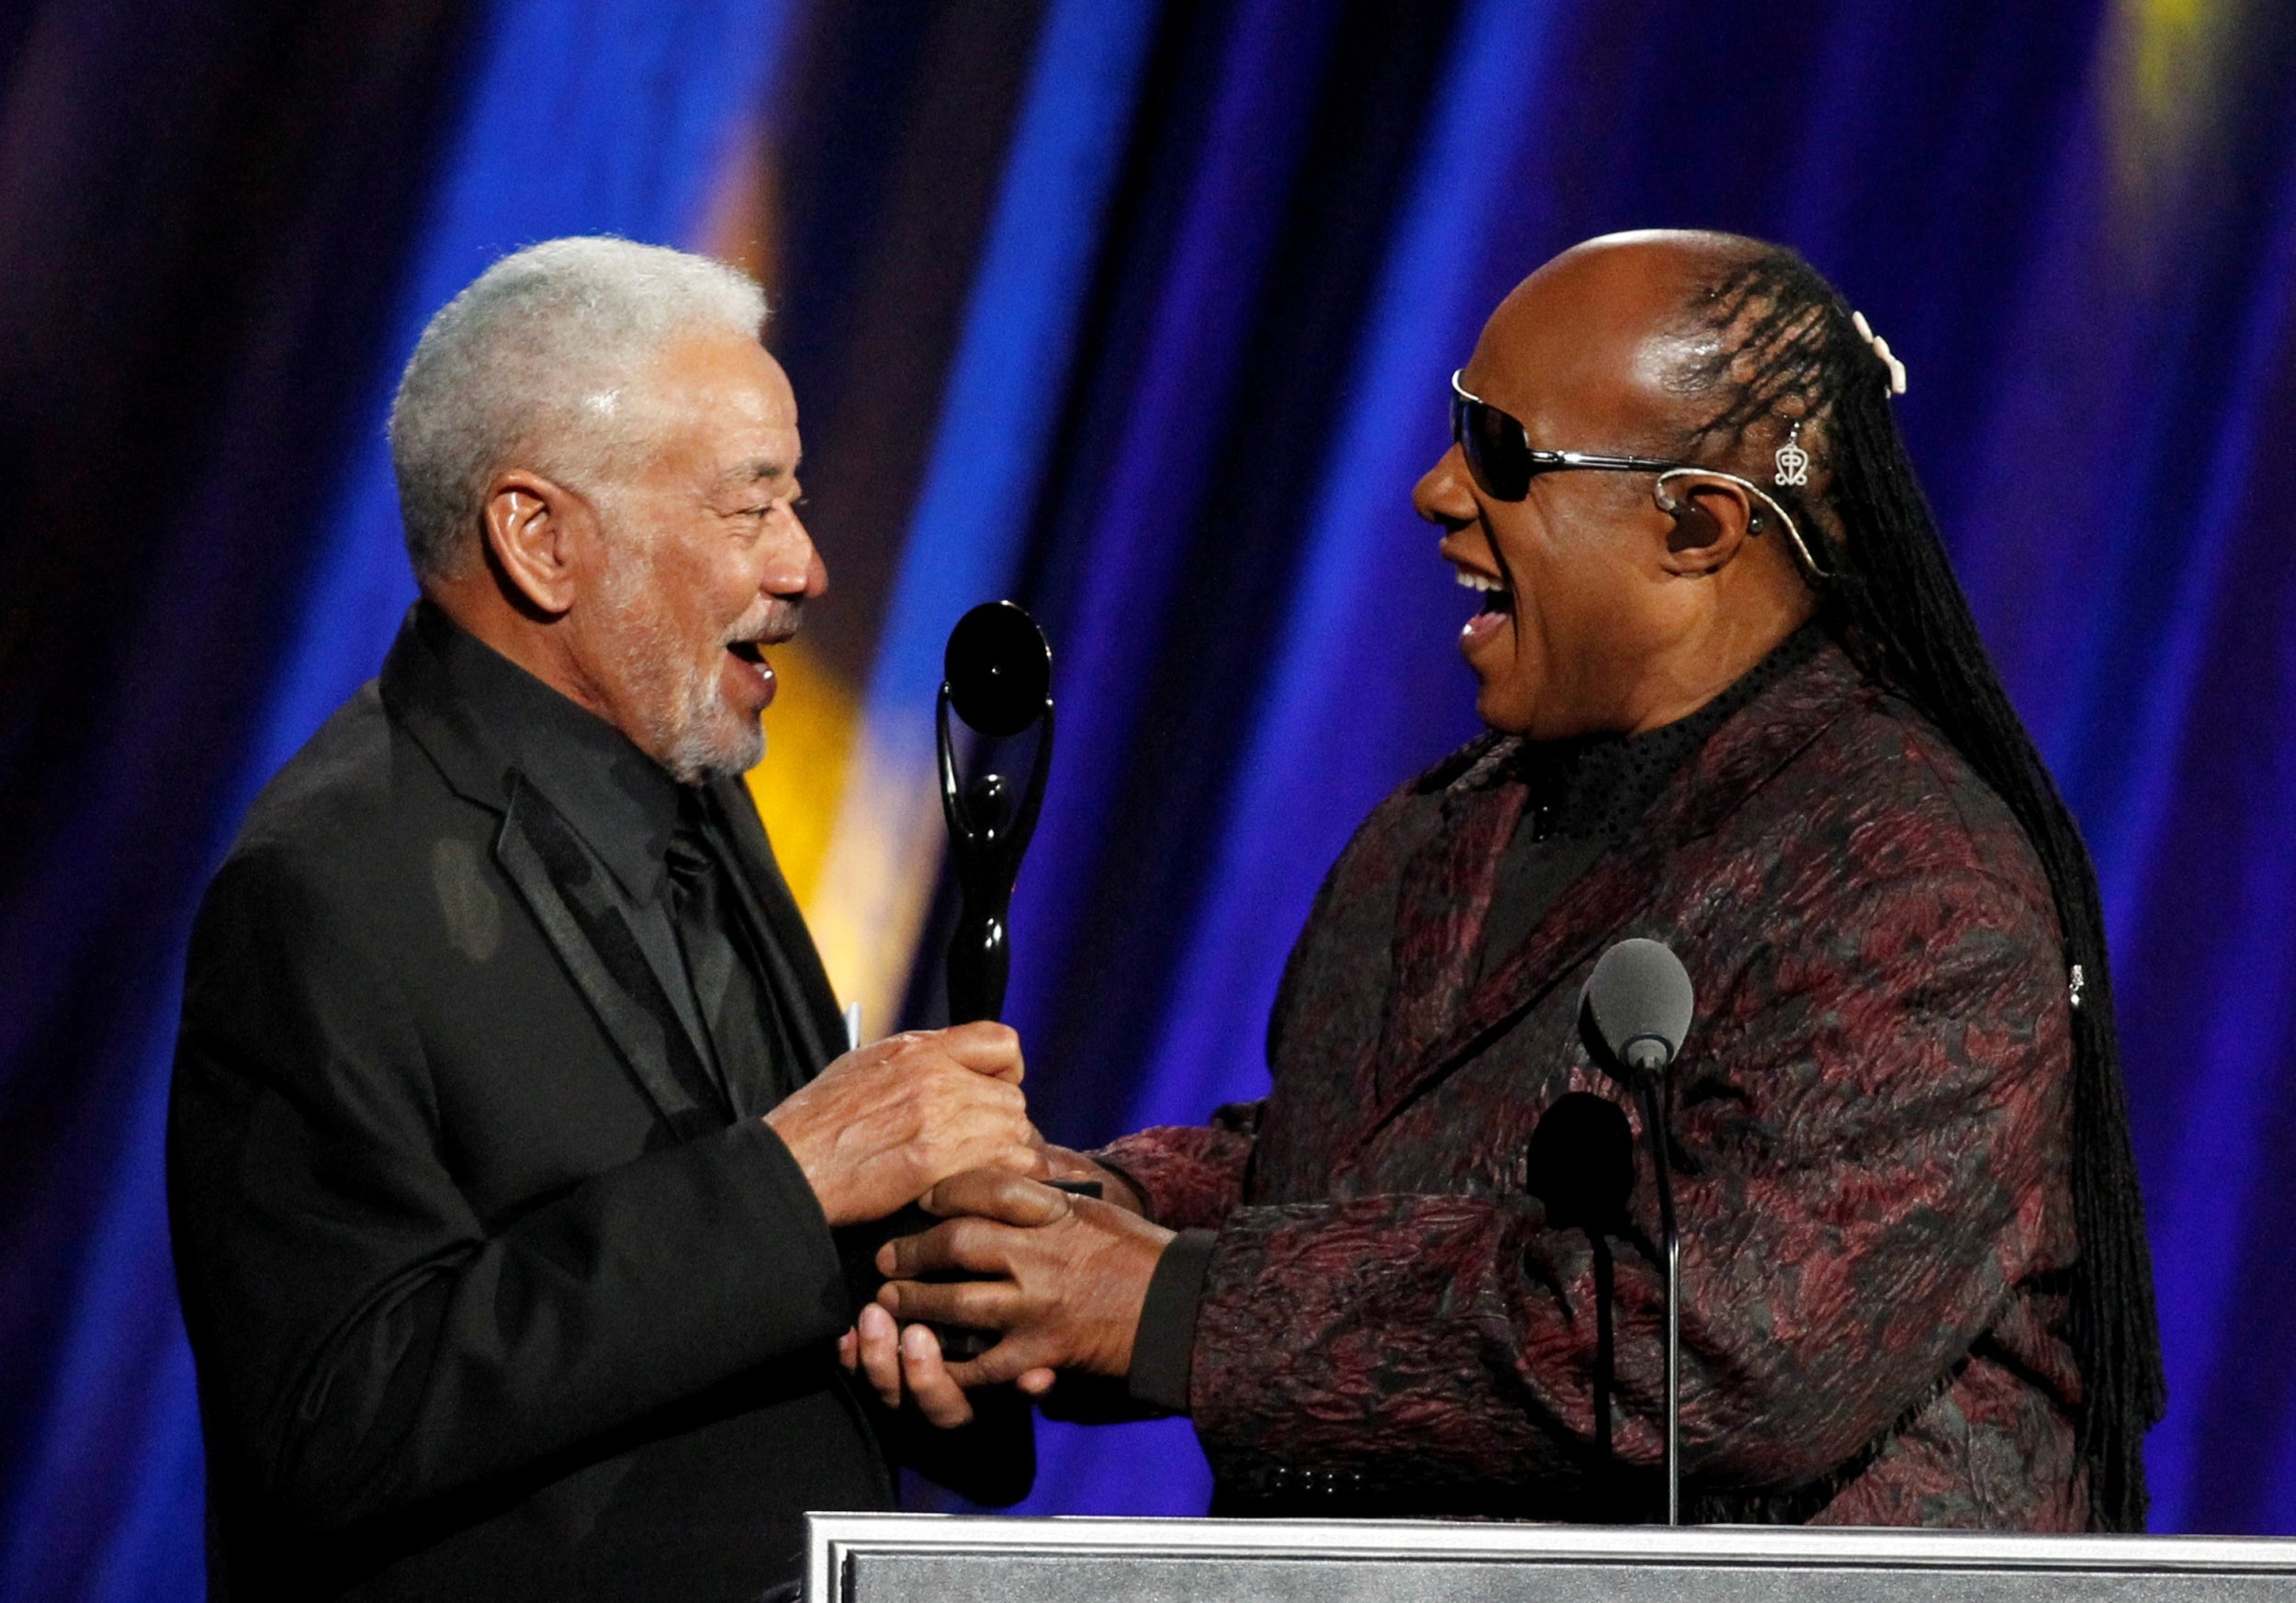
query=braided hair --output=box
[1670,241,2165,1531]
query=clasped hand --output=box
[762,1022,1045,1226]
[841,1167,1173,1425]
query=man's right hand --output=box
[764,1022,1044,1226]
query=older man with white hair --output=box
[168,238,1039,1603]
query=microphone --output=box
[1525,1091,1633,1233]
[1583,937,1694,1078]
[1526,1092,1633,1481]
[1580,937,1695,1526]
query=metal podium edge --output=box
[805,1513,2296,1602]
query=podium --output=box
[807,1513,2296,1601]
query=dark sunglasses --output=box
[1448,371,1694,502]
[1445,370,1834,579]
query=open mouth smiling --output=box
[722,637,778,709]
[1449,560,1514,656]
[1455,563,1512,617]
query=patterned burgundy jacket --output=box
[1097,638,2085,1528]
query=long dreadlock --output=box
[1670,241,2165,1531]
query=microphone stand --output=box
[1630,1070,1682,1527]
[1582,938,1694,1527]
[1590,1232,1617,1482]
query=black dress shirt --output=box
[427,612,797,1125]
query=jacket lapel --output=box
[382,607,716,1131]
[495,779,708,1129]
[1357,640,1870,1142]
[1367,779,1526,1107]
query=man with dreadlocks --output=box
[871,230,2165,1531]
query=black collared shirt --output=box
[1476,622,1821,978]
[416,602,790,1123]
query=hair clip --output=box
[1773,421,1809,488]
[1851,310,1908,396]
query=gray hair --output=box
[388,236,768,581]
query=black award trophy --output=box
[843,602,1089,1359]
[938,600,1054,1025]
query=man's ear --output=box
[481,470,585,616]
[1654,475,1759,577]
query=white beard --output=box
[593,544,764,784]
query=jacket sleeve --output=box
[1181,861,2074,1499]
[1092,1100,1263,1229]
[167,847,853,1532]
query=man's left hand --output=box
[874,1170,1174,1387]
[838,1304,963,1427]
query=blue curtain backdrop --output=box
[2,0,2294,1593]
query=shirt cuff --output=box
[1127,1228,1216,1414]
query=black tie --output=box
[664,793,782,1120]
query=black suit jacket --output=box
[169,611,1027,1601]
